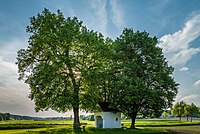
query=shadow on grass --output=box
[31,126,169,134]
[0,124,55,130]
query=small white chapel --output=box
[94,102,121,128]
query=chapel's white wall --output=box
[102,112,121,128]
[94,112,121,128]
[112,112,121,128]
[102,112,111,128]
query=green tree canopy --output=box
[16,8,105,126]
[80,38,115,112]
[184,103,199,122]
[16,9,179,129]
[84,28,179,128]
[110,29,178,128]
[162,111,170,118]
[172,101,186,121]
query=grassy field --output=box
[156,125,200,134]
[123,118,200,127]
[0,119,200,133]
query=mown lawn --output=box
[0,125,167,134]
[0,119,200,133]
[122,118,200,127]
[156,125,200,134]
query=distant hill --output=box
[10,114,67,120]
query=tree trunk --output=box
[130,112,137,129]
[191,116,193,122]
[73,107,80,126]
[68,65,80,127]
[186,115,188,121]
[179,115,181,121]
[72,86,80,127]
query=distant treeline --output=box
[0,113,10,121]
[10,114,69,120]
[10,114,94,120]
[0,113,94,121]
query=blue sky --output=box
[0,0,200,117]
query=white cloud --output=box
[0,55,68,117]
[88,0,108,36]
[42,0,109,37]
[169,48,200,66]
[0,37,69,117]
[110,0,125,29]
[181,94,198,100]
[179,94,200,106]
[194,80,200,87]
[0,38,28,62]
[159,13,200,66]
[180,67,189,71]
[0,58,31,114]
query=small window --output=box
[116,118,118,121]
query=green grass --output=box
[11,126,167,134]
[0,119,200,133]
[0,120,70,130]
[156,125,200,134]
[0,120,73,125]
[122,118,200,128]
[0,120,94,130]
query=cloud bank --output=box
[110,0,125,29]
[87,0,108,36]
[0,37,68,117]
[179,94,200,105]
[159,13,200,66]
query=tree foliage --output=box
[84,28,178,128]
[162,111,170,118]
[17,8,179,129]
[16,8,105,126]
[109,29,178,128]
[184,103,199,122]
[80,38,115,111]
[172,101,186,121]
[0,113,10,121]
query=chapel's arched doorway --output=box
[96,116,103,128]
